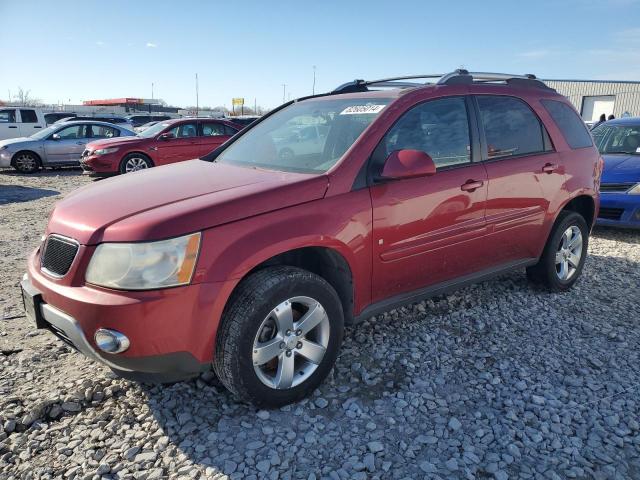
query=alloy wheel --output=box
[252,296,330,390]
[14,153,37,172]
[555,225,583,281]
[124,157,149,172]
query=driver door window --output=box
[168,122,197,138]
[380,96,471,170]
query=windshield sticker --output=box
[340,105,386,115]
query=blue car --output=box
[592,118,640,228]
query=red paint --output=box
[27,82,600,368]
[82,118,240,174]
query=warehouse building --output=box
[544,79,640,122]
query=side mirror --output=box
[159,132,175,140]
[381,149,436,180]
[51,133,61,141]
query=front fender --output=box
[193,190,373,312]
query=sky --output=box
[1,0,640,110]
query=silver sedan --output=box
[0,121,135,173]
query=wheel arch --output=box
[558,194,596,229]
[229,246,355,325]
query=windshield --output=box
[138,122,172,138]
[215,97,391,173]
[30,125,58,140]
[592,124,640,155]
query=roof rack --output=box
[332,69,552,93]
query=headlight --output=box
[86,232,201,290]
[94,147,119,156]
[628,183,640,195]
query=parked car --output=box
[80,118,240,176]
[21,70,600,407]
[226,115,260,128]
[0,121,135,173]
[592,117,640,228]
[45,112,77,125]
[0,107,47,140]
[55,115,134,131]
[126,114,172,128]
[133,120,159,134]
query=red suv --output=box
[80,118,240,176]
[22,71,601,407]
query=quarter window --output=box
[0,109,16,123]
[381,97,471,169]
[476,96,548,159]
[541,99,593,149]
[20,109,38,123]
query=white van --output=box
[0,107,47,140]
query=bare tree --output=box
[15,87,42,106]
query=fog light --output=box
[94,329,130,354]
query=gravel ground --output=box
[1,169,640,480]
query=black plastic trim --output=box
[354,258,538,322]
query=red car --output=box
[80,118,241,176]
[22,70,601,407]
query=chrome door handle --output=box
[542,163,559,174]
[461,179,484,192]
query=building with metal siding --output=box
[543,79,640,122]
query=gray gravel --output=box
[1,169,640,479]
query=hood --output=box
[47,160,329,244]
[0,137,34,148]
[86,135,145,150]
[601,154,640,184]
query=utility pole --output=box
[254,98,257,114]
[282,84,286,104]
[312,65,316,95]
[151,82,154,99]
[195,73,199,117]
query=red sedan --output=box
[80,118,241,176]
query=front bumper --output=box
[0,150,12,167]
[23,247,236,382]
[596,193,640,229]
[80,153,120,175]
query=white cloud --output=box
[146,42,158,48]
[518,49,551,58]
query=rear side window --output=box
[541,99,593,149]
[0,109,17,123]
[381,96,471,169]
[20,109,38,123]
[201,122,226,136]
[477,96,549,159]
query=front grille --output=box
[601,183,635,193]
[598,207,624,221]
[41,235,79,277]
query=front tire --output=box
[119,153,153,174]
[527,211,589,292]
[213,266,344,407]
[12,151,41,174]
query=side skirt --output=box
[354,258,538,323]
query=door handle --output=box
[8,126,17,129]
[542,163,559,174]
[460,179,484,192]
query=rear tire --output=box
[119,153,153,174]
[12,151,41,174]
[526,211,589,292]
[213,266,344,407]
